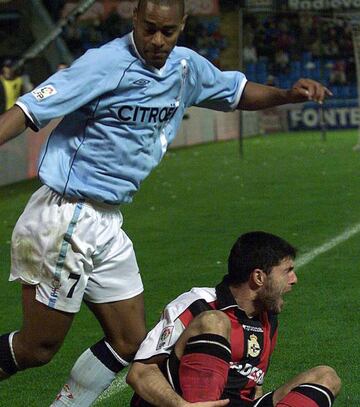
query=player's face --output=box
[258,257,297,314]
[133,1,186,69]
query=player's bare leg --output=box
[51,292,146,406]
[87,291,146,361]
[0,284,74,380]
[273,365,341,406]
[174,310,231,358]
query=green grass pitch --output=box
[0,129,359,406]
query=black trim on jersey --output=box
[216,281,261,326]
[216,280,278,333]
[161,351,181,394]
[188,299,212,317]
[25,114,39,132]
[15,104,39,132]
[216,280,238,310]
[133,352,170,364]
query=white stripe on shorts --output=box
[48,201,84,309]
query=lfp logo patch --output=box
[156,325,174,350]
[32,85,57,101]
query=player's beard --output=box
[257,278,285,314]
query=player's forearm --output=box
[237,79,331,111]
[0,105,27,146]
[127,362,186,407]
[237,82,292,111]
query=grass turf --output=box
[0,129,359,406]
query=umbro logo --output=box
[133,79,151,86]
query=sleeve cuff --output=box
[231,76,248,111]
[15,101,39,132]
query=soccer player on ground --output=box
[128,231,341,407]
[0,0,332,405]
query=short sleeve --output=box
[186,50,247,112]
[134,312,185,361]
[17,45,129,129]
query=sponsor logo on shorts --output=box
[52,278,61,289]
[48,277,61,308]
[156,325,174,350]
[32,85,57,101]
[230,362,265,384]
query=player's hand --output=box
[287,78,332,104]
[186,399,229,406]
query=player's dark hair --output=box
[137,0,185,16]
[226,231,296,285]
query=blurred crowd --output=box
[42,0,227,67]
[243,13,357,99]
[0,58,33,114]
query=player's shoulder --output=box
[171,46,207,64]
[162,287,216,321]
[174,287,216,304]
[170,46,219,81]
[80,34,135,68]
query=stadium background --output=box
[0,0,359,405]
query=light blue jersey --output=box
[18,33,247,204]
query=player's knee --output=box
[193,310,231,338]
[313,365,342,396]
[23,343,58,367]
[126,333,146,356]
[8,332,61,369]
[108,330,146,360]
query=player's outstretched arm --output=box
[0,105,28,146]
[237,79,332,111]
[127,361,229,407]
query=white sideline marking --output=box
[95,222,360,403]
[295,222,360,269]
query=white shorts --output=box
[10,185,144,313]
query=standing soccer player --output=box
[0,0,331,405]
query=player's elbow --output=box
[126,362,140,387]
[126,361,152,390]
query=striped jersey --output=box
[133,281,278,405]
[17,32,246,204]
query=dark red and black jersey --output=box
[131,281,278,407]
[178,282,278,403]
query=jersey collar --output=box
[129,31,167,76]
[216,279,263,322]
[215,280,238,311]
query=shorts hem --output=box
[35,290,80,314]
[9,275,40,285]
[84,286,144,304]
